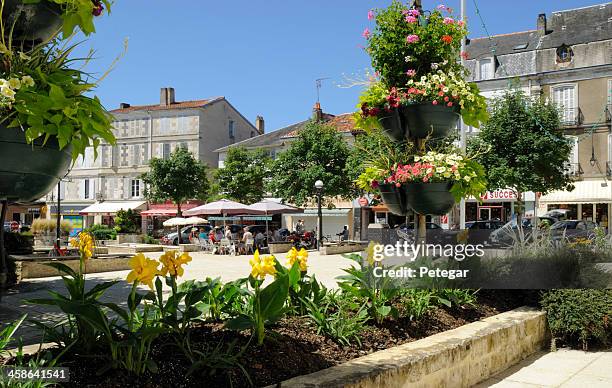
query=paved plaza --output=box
[0,251,355,346]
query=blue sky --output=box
[82,0,605,131]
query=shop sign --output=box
[480,189,517,201]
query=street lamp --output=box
[314,180,324,250]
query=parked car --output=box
[395,222,442,232]
[550,220,598,241]
[490,216,557,247]
[162,224,213,245]
[464,220,504,230]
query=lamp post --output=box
[314,180,324,250]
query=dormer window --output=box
[478,58,494,80]
[556,45,573,63]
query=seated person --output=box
[198,228,207,241]
[337,225,349,241]
[255,230,266,248]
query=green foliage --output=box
[26,261,118,353]
[366,2,467,86]
[186,339,252,387]
[435,289,478,308]
[301,294,368,347]
[0,315,25,357]
[84,224,116,240]
[142,147,211,215]
[268,120,352,206]
[336,254,399,324]
[142,234,159,245]
[470,89,574,197]
[196,277,250,321]
[114,209,139,234]
[214,146,271,204]
[225,262,300,345]
[23,0,112,36]
[3,41,115,160]
[540,290,612,350]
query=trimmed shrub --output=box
[84,224,117,241]
[540,289,612,350]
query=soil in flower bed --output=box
[3,290,537,388]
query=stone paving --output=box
[475,349,612,388]
[0,251,355,346]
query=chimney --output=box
[160,87,176,106]
[119,102,130,109]
[255,115,265,134]
[537,13,548,36]
[312,102,323,122]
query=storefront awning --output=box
[289,209,351,217]
[140,203,200,217]
[540,180,612,204]
[80,201,147,215]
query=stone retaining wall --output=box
[18,258,131,279]
[277,307,547,388]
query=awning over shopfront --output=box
[49,205,88,215]
[140,203,200,217]
[80,201,147,216]
[540,180,612,204]
[290,209,351,217]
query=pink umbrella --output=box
[183,199,264,226]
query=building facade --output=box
[47,87,260,232]
[465,3,612,225]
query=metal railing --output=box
[559,107,583,127]
[566,162,583,178]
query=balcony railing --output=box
[566,162,583,178]
[560,107,583,127]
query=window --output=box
[552,85,577,125]
[84,179,90,199]
[556,45,573,63]
[566,136,580,175]
[607,79,612,106]
[120,145,129,167]
[132,144,141,166]
[162,143,171,159]
[479,58,493,80]
[180,142,188,151]
[131,179,141,198]
[229,120,235,138]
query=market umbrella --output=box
[184,199,264,226]
[163,217,192,244]
[184,217,208,224]
[246,199,302,240]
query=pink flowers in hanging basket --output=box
[406,34,420,44]
[92,0,104,16]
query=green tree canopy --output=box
[214,146,271,204]
[268,120,352,206]
[470,89,574,204]
[141,147,210,216]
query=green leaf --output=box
[224,314,254,331]
[259,274,290,320]
[84,281,119,300]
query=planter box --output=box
[34,234,55,247]
[107,244,163,254]
[320,243,368,255]
[177,244,199,252]
[276,307,547,388]
[14,256,131,280]
[269,242,294,254]
[116,234,143,244]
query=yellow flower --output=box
[21,75,34,87]
[250,250,277,280]
[286,247,308,272]
[127,253,160,289]
[159,250,192,277]
[1,86,15,99]
[7,78,20,89]
[73,232,94,260]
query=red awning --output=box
[140,203,200,217]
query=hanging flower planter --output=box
[404,181,455,216]
[2,0,62,44]
[378,108,405,142]
[378,183,411,216]
[401,103,460,139]
[0,125,71,203]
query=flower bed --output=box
[0,233,540,387]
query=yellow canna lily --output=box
[159,250,192,278]
[72,232,94,260]
[250,250,277,280]
[127,253,160,289]
[287,247,308,272]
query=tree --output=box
[141,147,210,216]
[268,120,352,206]
[214,146,271,204]
[470,89,574,222]
[114,209,139,233]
